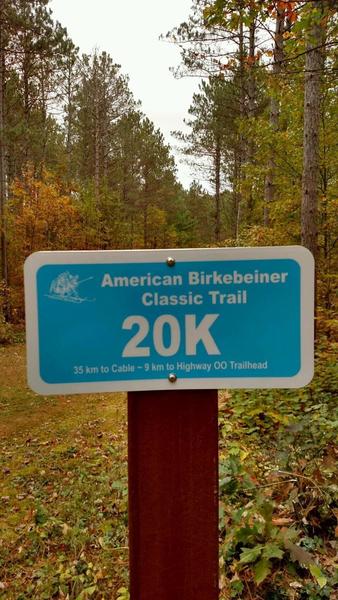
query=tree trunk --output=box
[247,12,257,118]
[0,0,9,303]
[23,39,31,165]
[264,7,285,226]
[301,1,325,259]
[94,102,100,205]
[143,175,149,249]
[233,6,245,239]
[39,64,48,172]
[214,140,221,243]
[233,149,241,241]
[65,59,74,185]
[143,203,148,249]
[246,9,257,217]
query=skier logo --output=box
[47,272,94,303]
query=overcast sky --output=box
[49,0,200,188]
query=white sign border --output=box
[24,246,314,395]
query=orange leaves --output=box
[268,1,298,23]
[244,52,262,68]
[288,10,297,23]
[276,0,296,11]
[247,55,256,65]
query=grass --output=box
[0,344,129,599]
[0,342,337,599]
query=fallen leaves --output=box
[0,344,128,596]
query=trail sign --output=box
[24,246,314,395]
[24,245,314,600]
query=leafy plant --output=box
[218,339,337,597]
[116,587,130,600]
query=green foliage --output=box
[116,588,130,600]
[1,1,337,598]
[218,336,337,599]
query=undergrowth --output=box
[0,339,337,599]
[218,338,338,599]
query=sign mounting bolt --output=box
[168,373,177,383]
[166,257,175,267]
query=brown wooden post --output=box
[128,389,219,600]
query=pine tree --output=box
[173,77,238,242]
[74,51,134,203]
[136,118,177,248]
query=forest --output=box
[0,0,337,599]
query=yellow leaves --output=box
[203,6,213,21]
[146,206,178,249]
[8,164,82,257]
[240,448,249,461]
[6,166,84,315]
[62,522,71,535]
[283,31,292,39]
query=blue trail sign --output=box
[24,246,314,394]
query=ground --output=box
[0,343,337,599]
[0,344,129,599]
